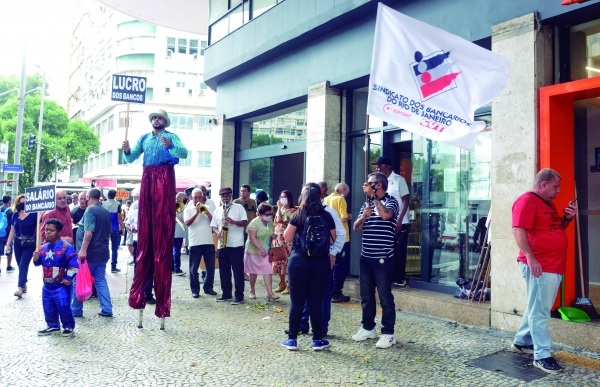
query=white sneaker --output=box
[376,334,396,349]
[352,328,378,341]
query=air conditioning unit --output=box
[166,49,173,59]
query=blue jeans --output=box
[287,251,330,340]
[189,244,215,294]
[71,260,112,316]
[173,238,183,272]
[513,262,562,360]
[359,255,396,334]
[332,242,350,296]
[110,228,121,270]
[218,246,245,300]
[14,242,36,288]
[300,268,333,334]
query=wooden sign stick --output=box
[125,102,130,141]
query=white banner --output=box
[367,4,509,150]
[0,142,7,162]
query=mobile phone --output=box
[570,198,577,205]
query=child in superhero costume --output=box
[33,218,79,337]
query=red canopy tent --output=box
[175,177,199,191]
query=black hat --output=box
[371,156,392,166]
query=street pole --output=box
[13,42,27,197]
[34,64,46,184]
[40,143,57,183]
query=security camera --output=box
[208,117,218,125]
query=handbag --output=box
[76,259,95,302]
[268,242,288,263]
[19,218,36,248]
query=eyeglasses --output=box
[265,213,273,216]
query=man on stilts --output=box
[122,109,188,327]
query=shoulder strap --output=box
[527,192,556,211]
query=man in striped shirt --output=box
[352,172,399,349]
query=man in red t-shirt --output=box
[510,168,576,374]
[41,191,73,240]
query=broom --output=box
[572,186,600,319]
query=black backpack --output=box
[296,206,331,257]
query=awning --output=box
[176,177,202,191]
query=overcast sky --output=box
[0,0,74,108]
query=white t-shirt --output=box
[210,203,247,248]
[125,202,139,242]
[387,171,410,225]
[184,203,214,246]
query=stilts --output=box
[138,309,143,328]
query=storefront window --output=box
[347,107,492,290]
[409,129,491,287]
[352,87,388,132]
[238,104,308,150]
[570,19,600,80]
[237,153,304,204]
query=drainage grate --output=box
[466,350,548,382]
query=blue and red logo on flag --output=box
[410,50,460,101]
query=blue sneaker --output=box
[282,338,298,351]
[312,339,330,351]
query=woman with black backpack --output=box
[282,183,336,352]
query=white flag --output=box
[367,4,509,150]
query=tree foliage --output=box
[0,73,46,106]
[0,88,99,193]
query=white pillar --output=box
[212,116,235,199]
[305,81,346,191]
[490,13,553,331]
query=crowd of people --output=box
[0,108,572,373]
[0,156,411,351]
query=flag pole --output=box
[365,114,370,201]
[365,115,370,179]
[125,102,130,141]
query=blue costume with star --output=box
[34,239,79,330]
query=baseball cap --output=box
[371,156,392,166]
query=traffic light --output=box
[27,133,36,151]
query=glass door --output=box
[410,129,491,288]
